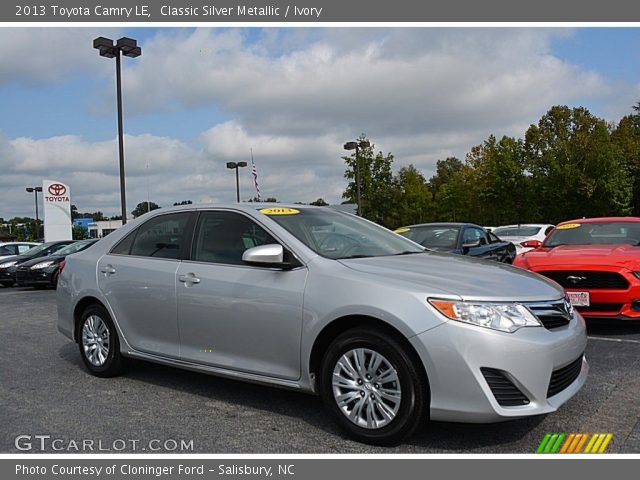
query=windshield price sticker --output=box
[557,223,581,230]
[260,208,300,215]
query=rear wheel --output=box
[319,328,428,446]
[78,304,127,377]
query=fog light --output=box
[632,300,640,312]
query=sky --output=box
[1,27,639,219]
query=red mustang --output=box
[513,217,640,320]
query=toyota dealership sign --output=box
[43,179,72,241]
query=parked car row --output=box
[0,239,98,288]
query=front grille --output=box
[547,355,584,398]
[539,270,629,290]
[577,303,623,313]
[528,301,572,329]
[481,368,530,406]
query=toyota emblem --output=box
[48,183,66,196]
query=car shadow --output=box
[58,343,546,452]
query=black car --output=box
[16,239,99,289]
[0,240,76,287]
[395,222,516,263]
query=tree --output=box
[429,157,464,197]
[72,225,88,240]
[342,135,397,227]
[309,198,329,206]
[131,201,161,218]
[173,200,193,206]
[612,111,640,215]
[524,106,631,222]
[393,165,434,226]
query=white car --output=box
[492,224,555,254]
[0,242,40,260]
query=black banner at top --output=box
[4,0,640,22]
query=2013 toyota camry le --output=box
[57,204,588,445]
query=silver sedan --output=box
[57,204,587,445]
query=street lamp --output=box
[25,186,43,239]
[93,36,142,225]
[226,162,248,202]
[343,140,370,216]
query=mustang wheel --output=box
[320,328,428,445]
[78,304,126,377]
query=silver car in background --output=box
[57,204,587,445]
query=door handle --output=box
[178,273,201,285]
[100,265,116,276]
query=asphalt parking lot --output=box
[1,287,639,453]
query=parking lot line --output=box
[588,336,640,345]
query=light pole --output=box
[226,162,248,202]
[343,140,370,216]
[93,36,142,225]
[25,186,42,239]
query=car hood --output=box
[522,244,640,270]
[338,252,563,302]
[18,255,64,268]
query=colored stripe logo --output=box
[537,433,613,453]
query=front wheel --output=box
[319,328,428,445]
[78,304,127,377]
[0,281,14,288]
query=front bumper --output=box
[0,267,17,284]
[16,267,55,286]
[410,312,588,422]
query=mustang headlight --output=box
[429,299,541,333]
[30,261,55,270]
[0,261,17,269]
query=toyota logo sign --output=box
[48,183,66,196]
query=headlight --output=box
[429,299,542,333]
[0,261,17,269]
[564,295,575,317]
[30,261,55,270]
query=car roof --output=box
[0,241,40,246]
[558,217,640,224]
[403,222,482,229]
[493,224,552,229]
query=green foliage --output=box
[310,198,329,206]
[131,201,161,218]
[173,200,193,206]
[72,225,88,240]
[343,105,637,228]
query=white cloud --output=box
[1,27,637,220]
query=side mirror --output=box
[462,240,481,253]
[520,239,542,249]
[242,244,293,269]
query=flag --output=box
[251,148,261,201]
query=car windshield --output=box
[399,226,460,249]
[544,222,640,247]
[262,208,425,259]
[493,226,542,237]
[55,240,95,256]
[19,243,50,257]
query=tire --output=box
[319,328,428,446]
[78,304,127,377]
[0,281,14,288]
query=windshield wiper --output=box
[393,250,425,255]
[335,254,373,259]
